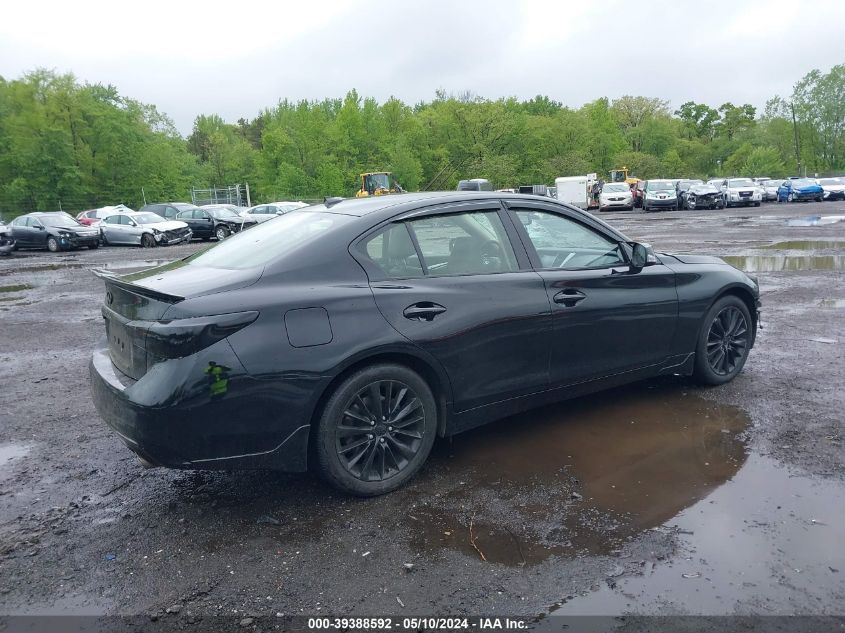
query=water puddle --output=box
[409,384,750,565]
[0,442,32,467]
[722,255,845,272]
[785,215,845,226]
[0,284,32,293]
[552,454,845,615]
[763,240,845,250]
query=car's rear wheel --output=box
[787,193,794,202]
[141,233,155,248]
[315,364,437,496]
[46,236,59,252]
[215,226,230,241]
[693,296,752,386]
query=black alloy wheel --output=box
[693,296,752,385]
[316,364,437,496]
[141,233,155,248]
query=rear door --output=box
[506,202,678,386]
[101,215,123,243]
[355,200,552,414]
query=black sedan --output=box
[8,212,100,252]
[176,206,257,241]
[90,192,760,496]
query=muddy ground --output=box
[0,201,844,628]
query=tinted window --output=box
[515,210,625,269]
[362,224,423,279]
[406,211,517,276]
[12,217,29,226]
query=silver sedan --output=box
[100,212,192,247]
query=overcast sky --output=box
[1,0,842,135]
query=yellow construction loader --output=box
[356,172,403,197]
[609,167,640,186]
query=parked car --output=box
[100,211,192,247]
[8,212,100,252]
[89,191,760,496]
[719,178,762,207]
[457,178,493,191]
[598,182,633,211]
[818,177,845,201]
[77,204,134,227]
[757,180,780,202]
[676,179,704,209]
[0,221,14,256]
[140,202,200,220]
[176,206,258,241]
[777,178,824,203]
[684,183,725,210]
[641,180,679,212]
[240,201,309,223]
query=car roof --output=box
[320,191,564,217]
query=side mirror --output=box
[630,242,651,270]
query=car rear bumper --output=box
[89,336,312,471]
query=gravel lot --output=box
[1,201,844,626]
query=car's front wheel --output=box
[315,364,437,496]
[693,295,752,385]
[141,233,155,248]
[46,236,60,252]
[215,226,230,241]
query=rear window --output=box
[185,209,350,270]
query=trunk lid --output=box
[94,261,261,379]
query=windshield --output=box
[134,213,167,225]
[728,178,755,187]
[40,215,80,228]
[646,181,674,191]
[185,209,352,270]
[819,178,842,185]
[602,183,629,193]
[363,173,391,193]
[207,208,240,219]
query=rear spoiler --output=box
[91,268,185,304]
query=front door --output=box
[356,202,552,414]
[507,204,678,387]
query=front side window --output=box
[407,211,518,276]
[104,216,120,225]
[514,210,625,270]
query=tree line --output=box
[0,64,843,217]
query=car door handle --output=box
[403,302,447,321]
[553,289,587,306]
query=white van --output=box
[554,176,589,209]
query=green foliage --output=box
[2,64,844,219]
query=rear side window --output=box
[362,224,424,279]
[360,211,518,279]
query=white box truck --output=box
[554,176,589,209]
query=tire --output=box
[88,242,99,249]
[815,196,823,202]
[141,233,155,248]
[315,363,437,496]
[693,295,753,386]
[787,193,794,203]
[215,225,230,241]
[46,236,60,252]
